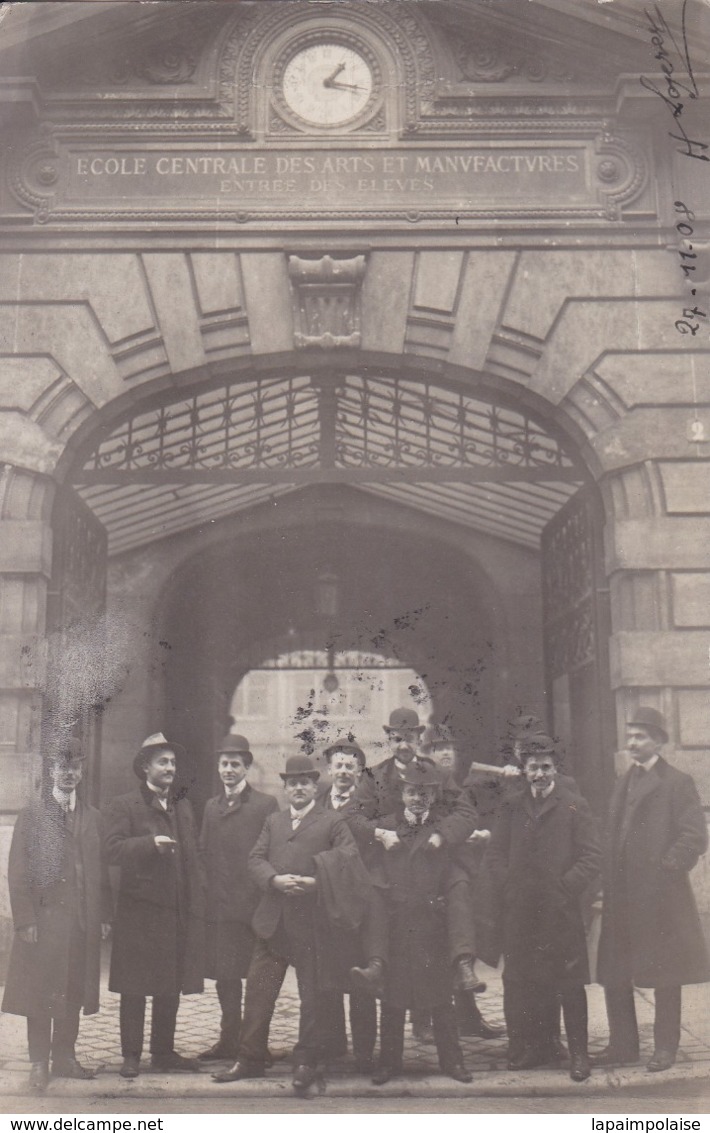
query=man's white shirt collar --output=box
[290,799,316,823]
[531,781,555,800]
[146,780,169,808]
[330,784,355,807]
[52,787,76,812]
[632,754,659,772]
[404,807,429,826]
[225,779,248,799]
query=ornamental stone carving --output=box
[288,254,367,350]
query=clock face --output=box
[281,43,374,127]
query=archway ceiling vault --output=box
[73,371,583,555]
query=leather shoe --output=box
[591,1046,640,1067]
[507,1047,544,1070]
[453,956,487,995]
[198,1041,238,1062]
[119,1055,140,1079]
[457,1016,506,1039]
[372,1063,400,1085]
[647,1049,676,1072]
[292,1064,317,1093]
[212,1060,264,1082]
[349,958,385,997]
[52,1057,96,1080]
[28,1062,49,1093]
[569,1054,591,1082]
[443,1063,473,1083]
[151,1051,201,1072]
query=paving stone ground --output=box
[1,955,709,1101]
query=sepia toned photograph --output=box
[0,0,708,1118]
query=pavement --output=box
[1,957,709,1108]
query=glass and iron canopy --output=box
[74,370,585,554]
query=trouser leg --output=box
[120,995,146,1058]
[561,985,588,1057]
[27,1017,52,1064]
[349,991,377,1064]
[291,937,324,1068]
[503,977,526,1059]
[361,888,389,964]
[447,878,476,963]
[216,979,243,1048]
[603,984,639,1057]
[238,938,288,1068]
[379,1004,406,1070]
[150,995,180,1056]
[654,986,681,1054]
[51,1006,82,1062]
[320,990,348,1056]
[432,1000,464,1071]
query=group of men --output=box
[3,703,708,1096]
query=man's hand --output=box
[154,835,177,855]
[272,874,306,895]
[502,765,521,778]
[296,876,317,893]
[376,828,401,851]
[467,828,491,842]
[101,923,112,941]
[18,924,37,944]
[427,832,444,849]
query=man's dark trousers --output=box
[120,994,180,1058]
[604,984,681,1058]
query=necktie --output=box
[292,814,301,831]
[333,795,349,809]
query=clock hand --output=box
[323,62,346,88]
[329,81,367,92]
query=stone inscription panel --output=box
[13,140,620,222]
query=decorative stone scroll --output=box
[288,254,367,349]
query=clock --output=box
[280,42,375,128]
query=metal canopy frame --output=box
[72,369,586,553]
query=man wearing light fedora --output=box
[213,754,366,1096]
[103,733,205,1078]
[352,707,482,996]
[3,736,112,1093]
[198,734,278,1062]
[596,707,709,1072]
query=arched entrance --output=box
[49,355,613,813]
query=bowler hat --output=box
[323,740,366,767]
[627,707,668,744]
[133,731,186,778]
[49,736,86,764]
[383,707,425,735]
[519,733,556,755]
[400,761,442,788]
[216,733,251,755]
[279,755,320,782]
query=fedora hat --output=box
[400,761,442,788]
[383,707,425,735]
[627,707,668,744]
[132,732,185,778]
[323,740,366,767]
[279,755,320,782]
[49,736,86,764]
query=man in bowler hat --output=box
[214,755,365,1095]
[3,737,112,1093]
[596,707,709,1072]
[103,733,205,1078]
[198,734,278,1062]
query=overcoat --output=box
[2,797,111,1019]
[374,807,458,1011]
[487,782,601,988]
[200,783,278,981]
[597,757,710,989]
[103,784,205,997]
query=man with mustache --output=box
[103,733,205,1079]
[351,708,482,997]
[214,755,366,1096]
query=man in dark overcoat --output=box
[316,740,380,1073]
[366,763,472,1086]
[3,737,112,1093]
[487,739,600,1081]
[596,707,710,1072]
[213,755,365,1096]
[103,732,205,1079]
[198,733,278,1062]
[351,707,482,996]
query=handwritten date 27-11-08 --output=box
[673,201,707,337]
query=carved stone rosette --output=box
[288,253,367,349]
[593,132,648,219]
